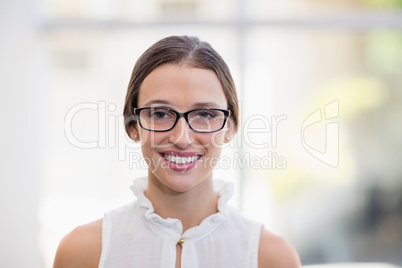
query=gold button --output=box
[178,238,185,245]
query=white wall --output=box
[0,0,43,267]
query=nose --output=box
[168,117,193,148]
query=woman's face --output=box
[130,63,234,193]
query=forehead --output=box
[138,64,227,110]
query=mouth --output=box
[159,151,203,172]
[161,154,201,164]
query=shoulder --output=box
[258,229,302,268]
[53,219,103,268]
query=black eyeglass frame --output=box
[133,107,231,133]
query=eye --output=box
[154,111,167,119]
[150,109,174,120]
[195,110,215,119]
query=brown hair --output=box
[123,35,239,137]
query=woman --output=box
[54,35,301,268]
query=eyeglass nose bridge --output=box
[171,110,195,132]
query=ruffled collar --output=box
[130,177,234,244]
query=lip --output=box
[159,151,203,172]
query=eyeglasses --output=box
[133,107,230,133]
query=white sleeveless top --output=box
[99,177,263,268]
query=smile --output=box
[162,154,201,165]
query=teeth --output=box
[163,154,200,164]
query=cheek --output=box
[207,131,226,148]
[139,130,166,150]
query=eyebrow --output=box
[143,100,171,107]
[142,100,223,109]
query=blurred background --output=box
[1,0,402,267]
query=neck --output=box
[145,173,218,232]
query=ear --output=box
[224,117,236,143]
[128,124,140,142]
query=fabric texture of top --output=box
[99,177,263,268]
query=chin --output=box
[152,169,210,193]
